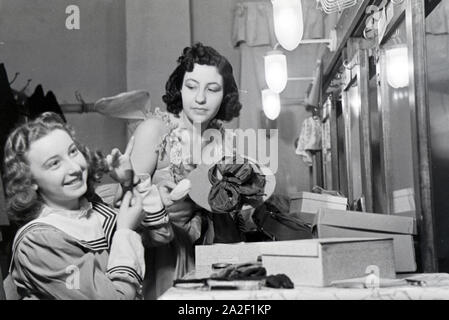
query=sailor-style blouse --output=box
[9,199,146,300]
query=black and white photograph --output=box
[0,0,448,306]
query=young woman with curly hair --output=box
[130,42,243,299]
[2,112,167,299]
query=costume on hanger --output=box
[0,64,66,163]
[0,64,20,247]
[27,84,66,122]
[0,172,8,238]
[295,116,322,166]
[0,64,21,167]
[0,168,6,299]
[44,90,66,122]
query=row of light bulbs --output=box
[262,0,303,120]
[262,0,410,121]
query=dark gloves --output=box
[211,263,294,289]
[265,274,295,289]
[211,263,267,281]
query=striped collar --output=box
[39,197,93,219]
[11,201,116,261]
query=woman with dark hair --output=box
[130,42,243,299]
[162,43,242,122]
[2,112,166,299]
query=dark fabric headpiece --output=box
[207,158,266,214]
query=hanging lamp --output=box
[272,0,304,51]
[264,50,288,93]
[262,89,281,120]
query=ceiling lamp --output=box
[386,46,409,89]
[264,50,288,93]
[272,0,304,51]
[262,89,281,120]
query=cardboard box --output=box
[393,188,416,217]
[289,192,347,215]
[195,242,269,268]
[261,238,396,287]
[314,208,417,272]
[299,211,320,225]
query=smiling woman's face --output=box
[181,63,224,125]
[26,129,88,210]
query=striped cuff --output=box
[135,176,168,227]
[107,229,145,288]
[107,265,143,285]
[142,208,169,227]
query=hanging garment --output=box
[27,85,66,122]
[0,170,8,231]
[27,85,45,119]
[93,90,151,139]
[0,168,9,247]
[45,91,66,122]
[0,63,21,273]
[0,265,5,300]
[295,116,322,166]
[0,63,21,166]
[27,85,46,120]
[93,90,151,120]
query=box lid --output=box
[314,208,417,235]
[289,191,348,204]
[260,237,393,257]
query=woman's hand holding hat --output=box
[135,175,169,227]
[117,190,144,231]
[157,179,195,227]
[106,136,135,185]
[157,179,192,205]
[169,179,191,201]
[157,180,176,207]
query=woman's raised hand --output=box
[157,179,194,226]
[106,136,135,184]
[117,190,144,230]
[157,179,191,206]
[157,180,177,208]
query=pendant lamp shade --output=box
[262,89,281,120]
[272,0,304,51]
[264,50,288,93]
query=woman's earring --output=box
[32,184,38,191]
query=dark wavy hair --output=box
[2,112,109,225]
[162,42,242,122]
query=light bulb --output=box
[264,50,288,93]
[272,0,304,51]
[386,46,409,89]
[262,89,281,120]
[349,91,361,117]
